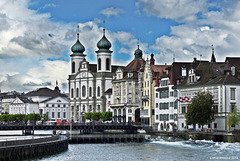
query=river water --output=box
[38,137,240,161]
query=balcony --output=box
[141,95,149,101]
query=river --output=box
[38,136,240,161]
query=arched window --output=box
[114,109,117,116]
[97,86,100,97]
[71,88,74,98]
[72,62,75,73]
[118,109,121,116]
[82,85,86,97]
[106,58,110,70]
[98,58,101,70]
[76,88,79,98]
[97,105,101,111]
[82,105,85,112]
[123,109,126,115]
[89,87,92,97]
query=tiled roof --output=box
[125,59,145,72]
[151,65,169,78]
[24,87,67,97]
[18,96,36,103]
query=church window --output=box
[72,62,75,73]
[76,88,79,98]
[97,86,100,97]
[98,58,101,70]
[82,86,86,97]
[89,87,92,97]
[83,105,85,112]
[71,88,74,98]
[106,58,110,70]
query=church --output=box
[68,26,121,122]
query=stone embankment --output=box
[0,135,68,161]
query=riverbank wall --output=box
[0,135,68,161]
[69,134,145,143]
[147,131,240,142]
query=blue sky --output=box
[0,0,240,92]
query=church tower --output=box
[96,27,113,72]
[70,25,86,74]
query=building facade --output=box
[68,27,121,122]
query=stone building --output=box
[111,45,145,123]
[68,27,121,122]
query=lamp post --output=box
[33,111,35,135]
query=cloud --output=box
[101,7,124,18]
[136,0,206,21]
[0,60,69,92]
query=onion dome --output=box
[71,33,85,54]
[97,29,112,52]
[134,45,143,59]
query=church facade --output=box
[68,27,121,122]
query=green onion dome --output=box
[71,33,85,53]
[134,45,143,59]
[97,29,111,51]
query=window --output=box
[156,115,159,120]
[128,109,132,113]
[156,93,158,98]
[89,105,92,111]
[97,86,100,97]
[72,62,75,73]
[231,103,236,112]
[58,104,60,107]
[58,112,60,118]
[89,87,92,97]
[182,67,186,76]
[98,58,101,70]
[82,85,86,97]
[182,106,186,114]
[118,109,121,116]
[106,58,110,70]
[174,102,178,109]
[98,105,101,111]
[63,105,66,107]
[52,112,54,118]
[159,103,169,110]
[76,88,79,97]
[52,104,54,107]
[46,104,49,107]
[213,105,218,113]
[156,103,158,108]
[160,90,169,98]
[114,109,117,116]
[170,102,174,107]
[182,123,184,128]
[82,105,85,111]
[123,109,126,115]
[231,88,235,100]
[170,91,174,97]
[63,112,66,118]
[214,123,217,129]
[71,88,74,98]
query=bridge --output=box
[0,123,144,135]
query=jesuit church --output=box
[68,26,122,122]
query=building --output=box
[111,45,145,123]
[9,96,38,114]
[0,91,21,114]
[68,26,121,122]
[176,50,240,131]
[139,54,169,127]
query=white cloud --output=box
[101,7,124,18]
[136,0,206,21]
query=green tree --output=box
[28,113,41,122]
[101,111,112,122]
[42,113,49,122]
[84,112,93,121]
[227,108,240,131]
[93,112,102,121]
[185,91,214,130]
[8,114,16,121]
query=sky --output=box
[0,0,240,93]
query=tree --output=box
[227,108,240,131]
[185,91,214,130]
[42,113,49,122]
[101,111,112,122]
[84,112,93,121]
[93,112,102,121]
